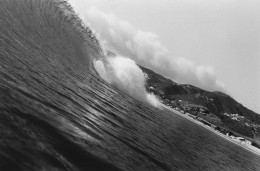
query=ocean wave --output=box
[1,0,260,170]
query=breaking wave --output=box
[94,56,161,108]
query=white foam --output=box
[94,56,162,108]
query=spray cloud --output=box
[94,56,162,108]
[84,7,225,92]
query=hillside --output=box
[140,66,260,143]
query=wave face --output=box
[0,0,260,170]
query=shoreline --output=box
[162,104,260,156]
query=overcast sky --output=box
[69,0,260,114]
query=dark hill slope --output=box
[140,66,260,140]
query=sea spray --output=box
[94,55,161,108]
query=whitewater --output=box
[1,0,260,170]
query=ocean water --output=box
[0,0,260,170]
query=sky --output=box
[69,0,260,114]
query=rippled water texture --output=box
[0,0,260,170]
